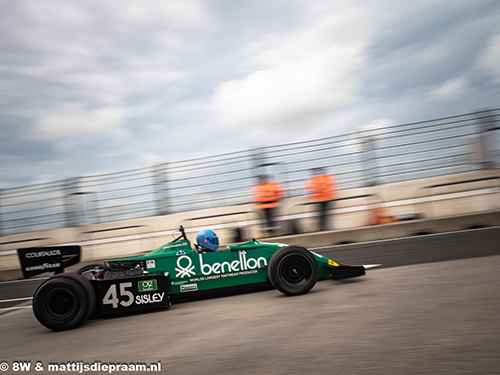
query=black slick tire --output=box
[268,246,319,296]
[33,273,96,331]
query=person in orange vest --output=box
[304,167,339,231]
[252,175,286,235]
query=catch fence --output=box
[1,108,498,236]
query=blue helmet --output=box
[196,229,219,252]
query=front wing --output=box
[330,264,366,280]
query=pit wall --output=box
[1,169,499,271]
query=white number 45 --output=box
[103,282,134,308]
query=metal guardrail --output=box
[294,194,377,207]
[181,211,263,243]
[0,237,55,257]
[182,211,256,224]
[415,176,500,218]
[0,237,52,247]
[75,224,156,255]
[0,108,499,236]
[423,176,500,189]
[288,194,377,233]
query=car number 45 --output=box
[103,282,134,308]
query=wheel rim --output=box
[44,287,77,319]
[278,254,314,287]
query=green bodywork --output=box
[107,239,337,295]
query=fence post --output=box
[63,178,81,227]
[0,189,3,237]
[474,109,499,170]
[251,147,268,179]
[154,163,169,216]
[359,131,379,186]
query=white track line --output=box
[0,297,33,303]
[0,277,48,285]
[311,225,500,250]
[0,305,32,312]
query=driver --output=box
[195,229,219,253]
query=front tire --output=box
[268,246,319,296]
[33,273,95,331]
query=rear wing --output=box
[17,246,81,278]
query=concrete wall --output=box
[1,169,500,271]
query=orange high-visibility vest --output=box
[252,182,286,209]
[305,175,338,201]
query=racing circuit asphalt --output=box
[1,227,500,374]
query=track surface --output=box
[1,228,499,374]
[313,226,500,268]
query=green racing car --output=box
[32,226,366,331]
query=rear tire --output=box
[33,273,95,331]
[268,246,319,296]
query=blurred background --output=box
[1,1,500,243]
[1,108,499,236]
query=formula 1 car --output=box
[32,226,365,331]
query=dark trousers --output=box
[263,207,277,234]
[317,200,331,231]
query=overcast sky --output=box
[1,0,499,189]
